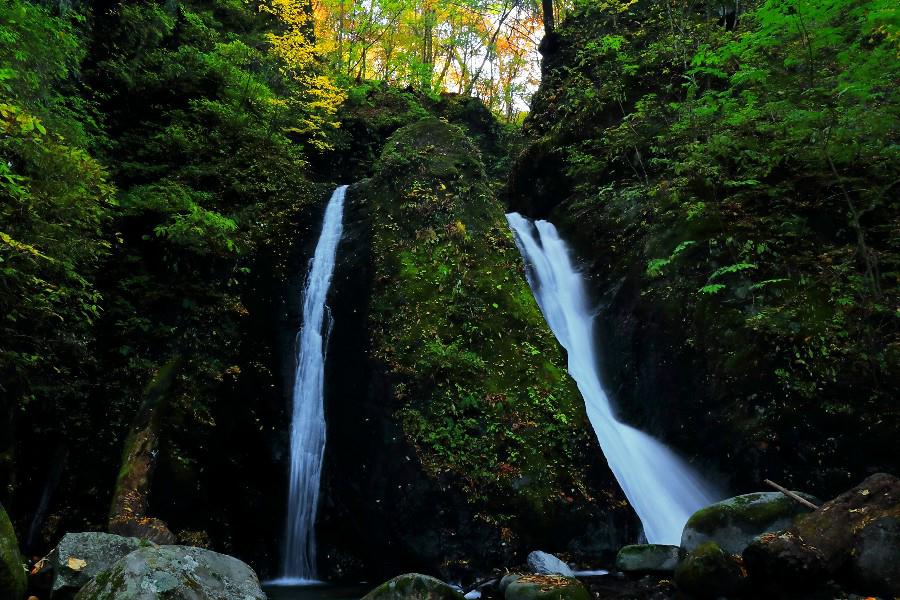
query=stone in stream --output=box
[362,573,464,600]
[674,541,746,599]
[504,575,589,600]
[526,551,573,577]
[0,503,26,600]
[614,544,679,575]
[742,530,826,591]
[680,490,818,555]
[49,531,151,598]
[73,545,265,600]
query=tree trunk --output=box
[542,0,555,34]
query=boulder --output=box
[526,551,573,577]
[742,531,826,590]
[851,515,900,596]
[498,573,522,594]
[614,544,679,575]
[504,575,589,600]
[792,472,899,573]
[362,573,464,600]
[681,491,817,555]
[73,545,265,600]
[0,503,26,600]
[50,531,149,598]
[674,542,746,599]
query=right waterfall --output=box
[506,212,721,545]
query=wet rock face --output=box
[73,545,265,600]
[0,503,26,600]
[614,544,679,575]
[361,573,465,600]
[681,491,817,555]
[49,532,149,599]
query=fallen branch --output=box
[764,479,820,511]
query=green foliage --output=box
[367,119,596,515]
[520,0,899,486]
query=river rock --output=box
[0,503,26,600]
[526,551,573,577]
[505,575,589,600]
[50,531,150,598]
[793,473,899,571]
[681,491,817,555]
[362,573,464,600]
[742,531,826,590]
[72,545,265,600]
[674,541,746,599]
[852,515,900,596]
[614,544,679,574]
[498,573,522,593]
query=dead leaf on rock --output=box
[66,557,87,571]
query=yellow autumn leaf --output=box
[66,557,87,571]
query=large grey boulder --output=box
[505,575,589,600]
[50,531,149,598]
[0,503,26,600]
[362,573,464,600]
[526,551,573,577]
[681,491,817,555]
[614,544,679,574]
[73,545,265,600]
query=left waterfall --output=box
[277,184,348,585]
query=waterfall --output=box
[506,213,719,545]
[277,185,348,584]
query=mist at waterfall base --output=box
[506,212,721,545]
[271,185,348,586]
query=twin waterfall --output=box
[278,185,348,584]
[506,213,719,545]
[276,188,714,583]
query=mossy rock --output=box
[505,575,589,600]
[614,544,679,574]
[51,531,150,598]
[0,503,25,600]
[681,491,817,555]
[72,545,265,600]
[361,573,464,600]
[674,542,746,599]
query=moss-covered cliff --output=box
[510,1,899,497]
[317,117,633,580]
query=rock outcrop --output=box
[674,541,746,599]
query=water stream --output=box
[275,185,348,584]
[506,212,720,545]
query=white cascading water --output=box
[506,212,720,545]
[277,185,348,584]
